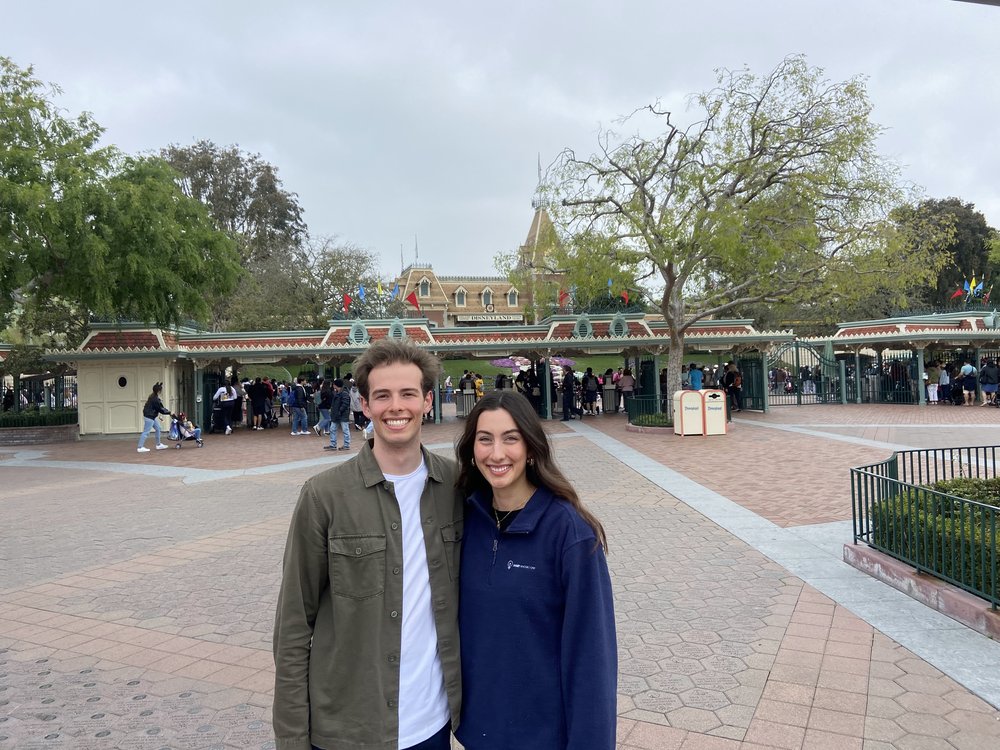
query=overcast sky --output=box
[4,0,998,278]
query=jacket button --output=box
[388,655,397,663]
[392,567,400,575]
[431,559,440,567]
[387,699,396,708]
[425,517,434,525]
[391,522,398,530]
[390,610,398,618]
[355,548,362,555]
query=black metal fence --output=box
[851,446,1000,609]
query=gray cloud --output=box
[4,0,998,277]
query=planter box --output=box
[844,543,1000,640]
[0,423,79,446]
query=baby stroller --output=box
[261,399,280,429]
[170,413,205,448]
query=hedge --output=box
[0,409,79,429]
[872,478,999,601]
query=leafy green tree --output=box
[160,140,306,268]
[548,56,945,393]
[905,198,995,306]
[0,57,242,348]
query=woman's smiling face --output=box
[472,407,533,502]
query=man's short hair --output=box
[353,339,441,400]
[333,378,344,389]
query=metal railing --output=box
[851,446,1000,609]
[625,395,673,425]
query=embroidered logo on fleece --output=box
[507,560,536,571]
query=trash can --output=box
[457,388,476,418]
[602,382,619,414]
[673,390,704,436]
[702,389,728,435]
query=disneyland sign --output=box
[456,313,524,322]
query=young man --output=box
[273,339,463,750]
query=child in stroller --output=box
[170,413,204,448]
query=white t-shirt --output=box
[213,385,234,402]
[383,461,448,748]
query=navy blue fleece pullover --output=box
[456,486,617,750]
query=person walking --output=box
[324,378,352,451]
[289,376,310,434]
[313,381,333,436]
[137,383,171,453]
[273,338,462,750]
[455,391,616,749]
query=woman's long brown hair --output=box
[456,390,607,552]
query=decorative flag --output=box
[343,293,352,312]
[621,289,629,305]
[390,283,400,301]
[986,286,993,304]
[950,288,965,300]
[405,291,421,311]
[964,279,971,293]
[358,285,366,302]
[974,280,984,297]
[558,289,570,307]
[377,279,383,296]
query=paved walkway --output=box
[2,404,1000,749]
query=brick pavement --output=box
[2,404,1000,749]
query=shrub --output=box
[0,409,79,429]
[631,413,673,428]
[872,481,999,602]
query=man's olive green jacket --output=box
[272,442,463,750]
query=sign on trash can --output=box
[673,390,704,436]
[702,389,728,435]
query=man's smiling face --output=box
[361,362,432,451]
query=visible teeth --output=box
[488,466,510,473]
[386,419,409,426]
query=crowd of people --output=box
[208,373,373,449]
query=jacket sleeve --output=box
[272,481,330,750]
[560,538,617,750]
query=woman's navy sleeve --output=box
[559,538,617,750]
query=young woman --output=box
[455,391,616,750]
[138,382,171,453]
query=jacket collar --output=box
[357,440,445,488]
[468,485,555,534]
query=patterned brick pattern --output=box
[3,406,1000,749]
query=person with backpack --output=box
[212,379,238,435]
[290,376,310,435]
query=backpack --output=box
[585,376,598,392]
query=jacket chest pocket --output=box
[329,535,386,599]
[439,522,463,581]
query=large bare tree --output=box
[548,56,944,394]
